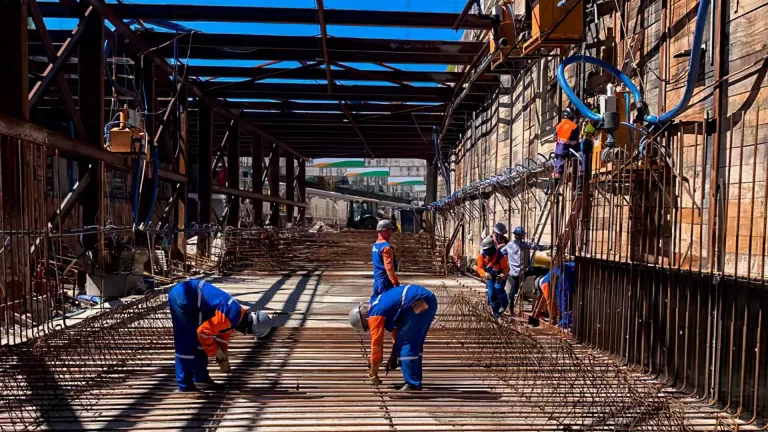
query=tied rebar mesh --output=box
[0,291,172,431]
[433,285,693,432]
[217,228,445,274]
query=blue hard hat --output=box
[513,226,525,237]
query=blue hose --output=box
[556,55,643,122]
[556,0,711,125]
[142,145,160,229]
[645,0,710,123]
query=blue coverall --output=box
[168,279,247,391]
[371,235,399,299]
[368,285,438,388]
[476,250,510,317]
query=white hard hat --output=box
[250,311,272,339]
[377,219,395,231]
[348,304,368,332]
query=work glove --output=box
[215,348,230,373]
[483,273,492,281]
[385,351,400,375]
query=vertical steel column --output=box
[297,159,306,224]
[138,61,157,225]
[251,137,264,226]
[172,86,187,262]
[0,0,30,342]
[285,156,295,223]
[226,118,240,228]
[425,162,438,234]
[77,7,104,275]
[197,102,213,257]
[268,146,280,227]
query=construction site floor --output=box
[38,266,723,431]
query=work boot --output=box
[394,383,422,392]
[176,385,201,394]
[195,378,224,391]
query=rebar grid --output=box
[217,227,445,274]
[0,291,172,431]
[433,285,693,431]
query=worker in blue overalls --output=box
[168,279,273,392]
[476,236,510,317]
[349,284,438,391]
[371,219,399,299]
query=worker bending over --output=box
[168,279,272,392]
[371,219,399,298]
[477,237,510,317]
[548,107,581,194]
[349,284,438,391]
[504,227,551,315]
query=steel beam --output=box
[27,0,85,138]
[85,0,306,160]
[29,7,92,108]
[172,85,188,262]
[211,101,459,114]
[316,0,333,94]
[251,137,264,226]
[134,45,478,64]
[0,113,186,183]
[197,102,213,257]
[226,119,240,228]
[268,147,281,226]
[39,3,493,29]
[34,61,494,84]
[77,6,103,255]
[212,185,306,209]
[297,160,306,224]
[285,156,295,222]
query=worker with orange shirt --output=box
[548,107,581,195]
[168,279,272,392]
[477,236,510,317]
[371,219,399,299]
[349,284,438,391]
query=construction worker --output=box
[371,219,399,299]
[492,222,509,249]
[477,236,510,317]
[504,226,550,315]
[548,107,581,194]
[349,284,438,391]
[168,279,272,392]
[578,107,599,194]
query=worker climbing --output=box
[168,279,272,392]
[505,226,550,315]
[371,219,399,299]
[349,284,438,391]
[547,107,581,195]
[477,236,510,317]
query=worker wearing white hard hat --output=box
[349,284,437,391]
[371,219,400,299]
[168,279,272,392]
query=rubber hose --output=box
[142,145,160,229]
[645,0,711,123]
[556,55,643,122]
